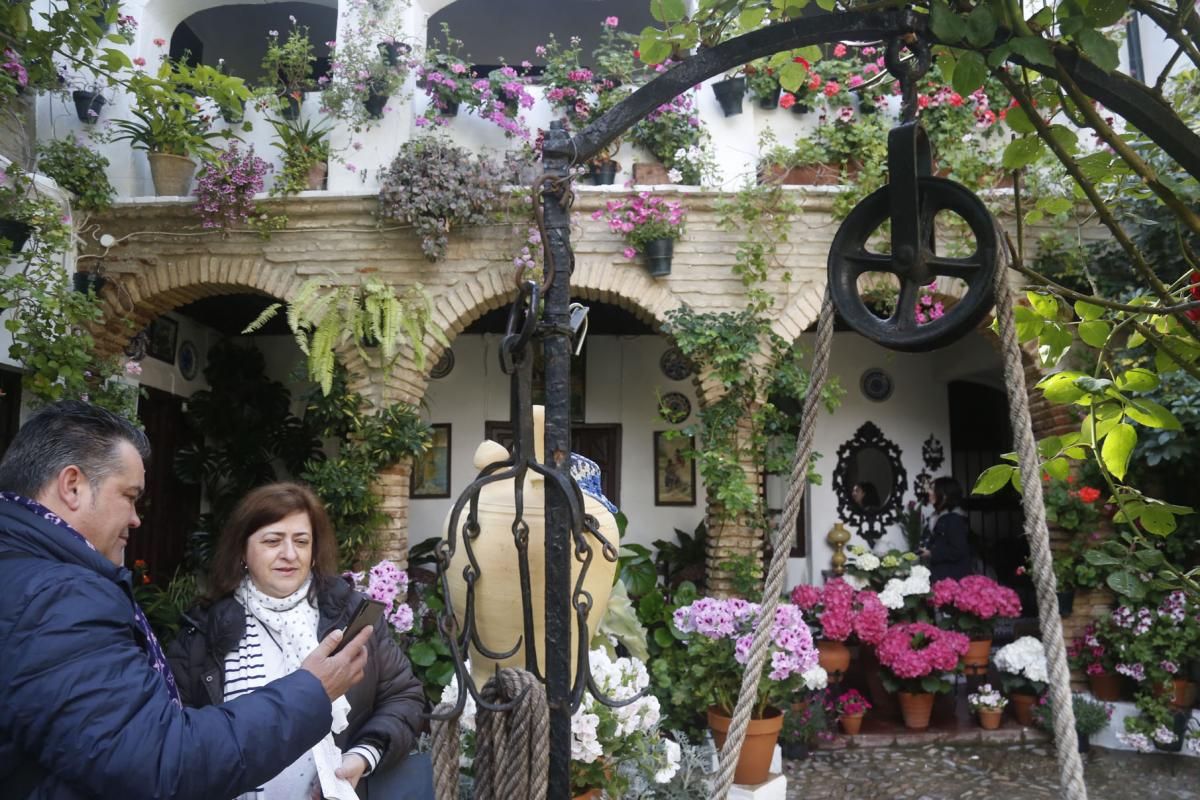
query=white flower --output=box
[801,665,828,691]
[667,168,683,183]
[655,739,681,783]
[993,636,1047,684]
[842,573,869,590]
[439,673,477,732]
[855,552,880,571]
[571,709,603,762]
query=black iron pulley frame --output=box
[827,37,999,352]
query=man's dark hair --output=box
[0,401,150,498]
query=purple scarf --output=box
[0,492,182,707]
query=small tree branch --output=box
[1131,321,1200,382]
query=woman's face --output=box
[244,510,313,598]
[852,484,865,505]
[928,486,939,507]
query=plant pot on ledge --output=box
[306,161,328,190]
[72,90,106,124]
[756,86,781,109]
[586,160,619,185]
[707,706,783,785]
[72,271,107,295]
[281,92,303,120]
[758,162,846,186]
[712,76,746,117]
[632,161,671,185]
[643,238,673,277]
[1087,670,1121,701]
[147,152,197,196]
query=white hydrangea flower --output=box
[856,552,881,571]
[655,739,681,783]
[801,665,828,691]
[842,573,869,590]
[438,673,478,732]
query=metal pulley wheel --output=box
[827,121,999,352]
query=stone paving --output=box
[783,743,1200,799]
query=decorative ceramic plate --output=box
[430,349,455,379]
[178,340,198,381]
[659,347,693,381]
[659,391,691,423]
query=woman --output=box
[919,476,974,581]
[168,482,425,800]
[850,481,881,512]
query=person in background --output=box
[0,401,373,799]
[919,476,974,581]
[851,481,881,512]
[168,482,428,800]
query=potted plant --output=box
[268,114,332,193]
[1107,591,1199,709]
[928,575,1022,674]
[789,578,889,680]
[711,69,746,116]
[671,596,822,784]
[260,21,315,119]
[993,636,1049,725]
[1068,620,1123,701]
[108,59,246,195]
[842,545,921,591]
[192,143,272,231]
[1033,693,1112,752]
[36,136,116,213]
[744,59,781,108]
[321,1,409,130]
[475,62,534,140]
[875,622,969,730]
[967,683,1008,730]
[628,88,713,185]
[376,137,505,261]
[0,164,54,254]
[415,23,479,123]
[781,697,827,758]
[834,688,871,735]
[591,192,686,277]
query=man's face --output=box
[72,441,145,566]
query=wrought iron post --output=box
[539,120,574,800]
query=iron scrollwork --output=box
[832,421,907,546]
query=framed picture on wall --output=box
[411,424,451,498]
[654,431,696,506]
[145,316,179,364]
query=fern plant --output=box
[245,278,447,395]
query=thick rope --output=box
[429,669,549,800]
[991,241,1088,800]
[712,286,836,799]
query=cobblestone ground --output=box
[783,744,1200,800]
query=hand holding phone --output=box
[333,597,386,655]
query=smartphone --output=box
[333,597,386,655]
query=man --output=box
[0,401,375,799]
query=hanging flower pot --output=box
[897,691,935,730]
[0,219,33,254]
[1056,589,1075,616]
[220,99,246,124]
[305,161,328,191]
[72,271,107,295]
[72,89,106,124]
[364,89,389,119]
[790,101,812,115]
[711,76,746,117]
[586,160,619,186]
[146,152,197,196]
[707,706,784,785]
[757,85,781,110]
[642,237,673,277]
[377,40,409,67]
[281,92,303,120]
[438,97,460,117]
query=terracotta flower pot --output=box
[306,161,328,191]
[1087,671,1121,702]
[633,161,671,185]
[817,639,851,679]
[962,638,992,676]
[146,152,197,197]
[898,692,935,730]
[839,712,863,735]
[1153,678,1197,709]
[707,706,784,785]
[978,708,1003,730]
[1010,692,1037,726]
[572,789,601,800]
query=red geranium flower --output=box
[1078,486,1102,504]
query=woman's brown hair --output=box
[208,482,339,601]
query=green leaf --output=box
[1073,300,1104,320]
[1014,305,1044,340]
[965,5,997,47]
[1124,398,1181,430]
[1038,321,1073,367]
[1004,137,1046,169]
[1042,457,1070,480]
[1078,320,1111,347]
[1106,569,1146,600]
[952,51,987,95]
[779,61,808,91]
[930,0,967,42]
[638,28,672,64]
[1084,549,1122,566]
[1027,291,1060,319]
[973,464,1015,495]
[1114,368,1157,392]
[1038,371,1086,403]
[1008,35,1055,66]
[739,6,767,30]
[1101,422,1136,480]
[650,0,687,23]
[1076,28,1120,71]
[1084,0,1129,27]
[1042,197,1074,215]
[408,641,437,667]
[1139,506,1176,536]
[1047,125,1080,155]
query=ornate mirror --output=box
[832,421,906,546]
